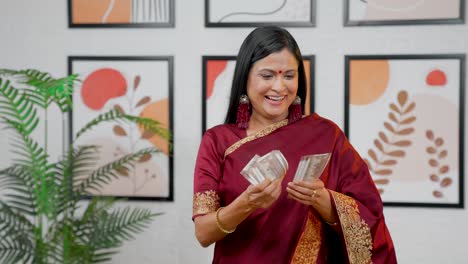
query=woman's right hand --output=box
[241,177,283,210]
[194,176,283,247]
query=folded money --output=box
[293,153,331,182]
[241,150,288,185]
[257,150,288,181]
[240,155,263,185]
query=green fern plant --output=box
[0,69,168,263]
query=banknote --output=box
[240,154,264,185]
[241,150,288,185]
[293,153,331,182]
[257,150,288,180]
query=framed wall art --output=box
[344,0,465,26]
[68,56,174,201]
[345,54,465,208]
[68,0,175,28]
[202,55,315,133]
[205,0,316,27]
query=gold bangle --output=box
[325,220,338,226]
[216,207,236,234]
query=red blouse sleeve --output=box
[192,129,223,220]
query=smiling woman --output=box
[192,26,397,263]
[246,48,299,131]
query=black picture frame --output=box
[344,54,465,208]
[68,0,175,28]
[205,0,316,27]
[202,55,315,134]
[68,56,174,201]
[344,0,465,26]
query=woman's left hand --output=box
[286,178,326,206]
[286,179,336,224]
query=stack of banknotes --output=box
[293,153,331,182]
[240,150,288,185]
[241,151,331,185]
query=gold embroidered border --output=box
[193,190,220,216]
[331,191,373,264]
[224,119,288,158]
[291,209,322,264]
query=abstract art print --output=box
[202,55,315,133]
[68,56,174,201]
[205,0,315,27]
[345,54,465,207]
[69,0,175,28]
[345,0,465,26]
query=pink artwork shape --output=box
[206,60,228,99]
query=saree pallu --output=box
[193,114,396,264]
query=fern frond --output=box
[0,202,35,264]
[0,79,40,136]
[89,207,160,249]
[2,131,56,218]
[0,201,35,240]
[76,147,161,195]
[122,114,171,142]
[75,109,170,142]
[0,166,38,216]
[52,198,118,263]
[0,69,78,112]
[52,146,100,216]
[0,238,34,264]
[80,198,116,224]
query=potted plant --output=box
[0,69,169,263]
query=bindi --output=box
[278,70,283,74]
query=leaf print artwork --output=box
[346,55,463,207]
[364,90,416,194]
[70,57,173,200]
[425,130,452,198]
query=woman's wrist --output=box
[236,190,258,214]
[215,194,256,234]
[310,188,337,224]
[216,207,236,234]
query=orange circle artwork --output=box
[139,99,169,155]
[350,60,390,105]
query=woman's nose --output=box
[271,78,286,92]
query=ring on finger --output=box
[312,189,317,198]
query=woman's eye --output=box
[261,74,273,79]
[285,75,295,79]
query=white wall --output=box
[0,1,467,263]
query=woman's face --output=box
[246,48,299,124]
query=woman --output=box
[193,26,396,263]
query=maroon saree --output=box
[193,113,396,264]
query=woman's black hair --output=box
[224,26,307,125]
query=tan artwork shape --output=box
[365,91,416,194]
[350,60,389,105]
[425,130,452,199]
[139,99,169,155]
[303,60,312,115]
[72,0,131,24]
